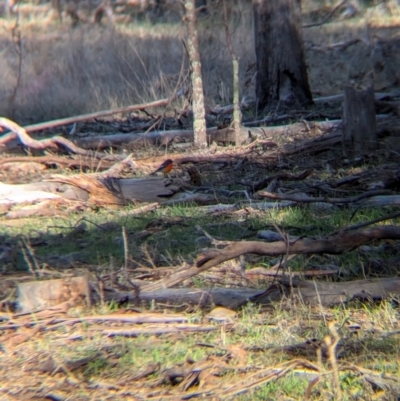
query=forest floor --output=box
[1,1,400,400]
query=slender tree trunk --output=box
[253,0,313,111]
[185,0,207,147]
[222,0,242,145]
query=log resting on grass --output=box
[106,276,400,308]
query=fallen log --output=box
[12,97,172,134]
[106,276,400,308]
[0,174,183,210]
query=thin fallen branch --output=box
[338,211,400,232]
[258,189,394,204]
[0,154,125,171]
[313,90,400,104]
[0,313,189,331]
[21,97,172,134]
[308,38,362,52]
[250,170,312,193]
[102,324,220,337]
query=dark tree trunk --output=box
[253,0,313,111]
[343,84,377,154]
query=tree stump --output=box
[343,85,377,153]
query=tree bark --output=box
[253,0,313,110]
[343,84,377,153]
[185,0,207,147]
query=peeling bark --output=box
[185,0,207,147]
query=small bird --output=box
[150,159,173,176]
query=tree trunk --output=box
[253,0,313,111]
[343,84,377,154]
[185,0,207,147]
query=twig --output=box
[336,211,400,234]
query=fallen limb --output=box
[258,189,394,204]
[0,117,91,155]
[0,155,117,170]
[196,225,400,270]
[26,98,172,134]
[102,324,220,337]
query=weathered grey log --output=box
[343,84,377,153]
[106,288,263,309]
[105,276,400,308]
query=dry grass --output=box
[1,0,400,124]
[0,299,399,400]
[1,2,400,399]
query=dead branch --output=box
[313,90,400,104]
[196,225,400,271]
[307,38,362,52]
[102,324,219,337]
[250,170,312,193]
[258,189,394,204]
[8,97,172,136]
[0,117,91,156]
[0,155,117,170]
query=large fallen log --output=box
[0,174,182,208]
[105,276,400,308]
